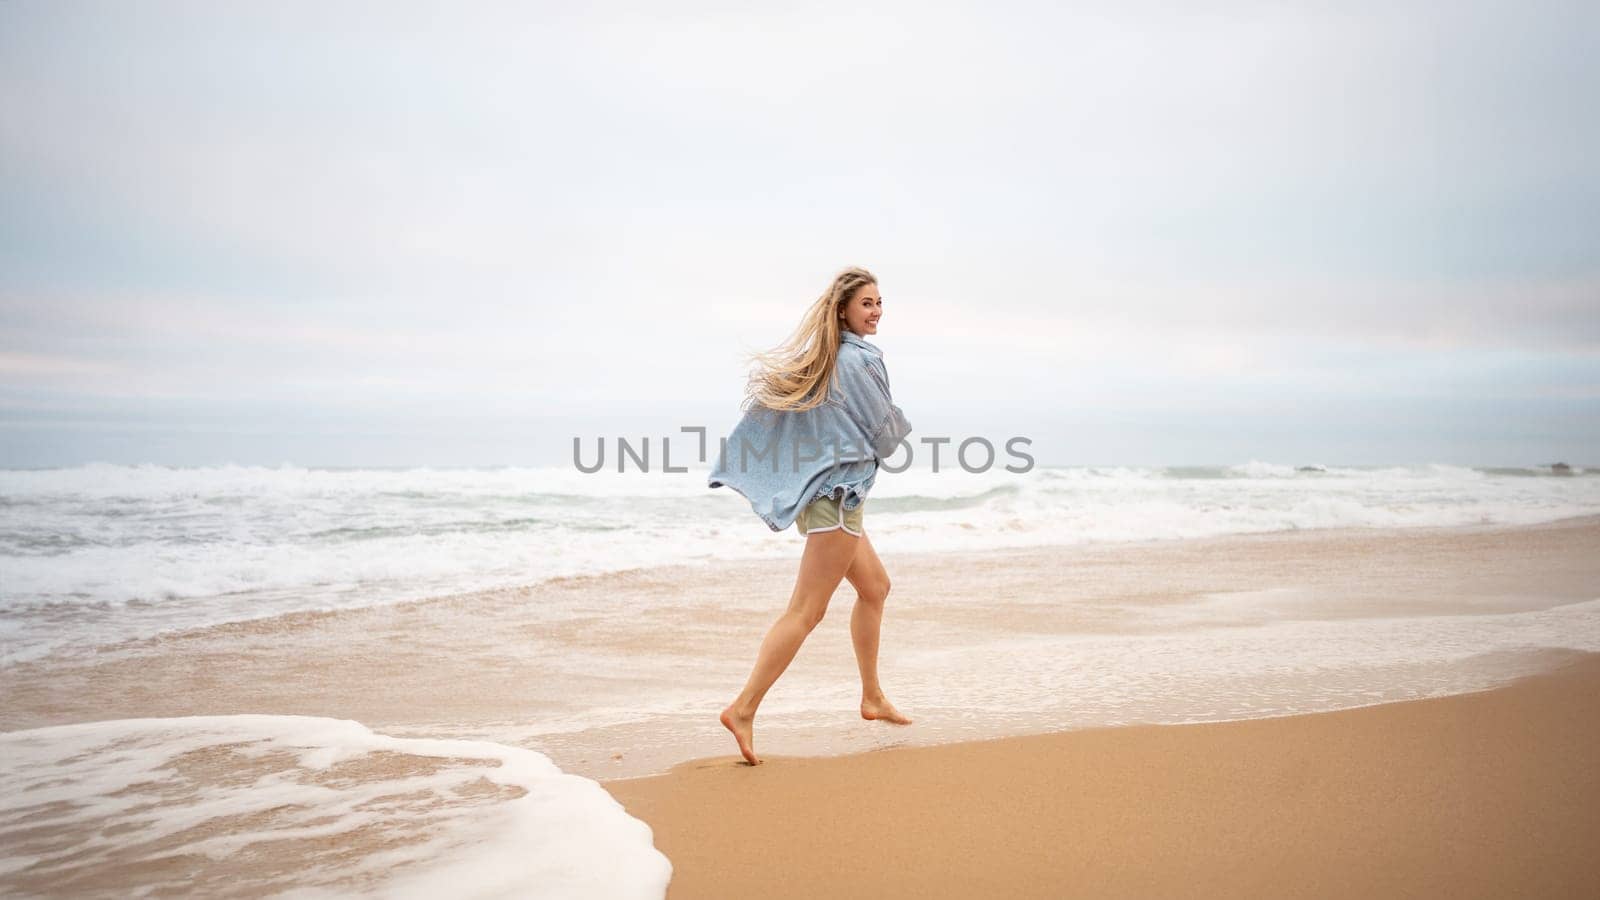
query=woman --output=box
[707,266,914,766]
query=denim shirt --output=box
[708,330,913,531]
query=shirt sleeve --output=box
[836,350,913,460]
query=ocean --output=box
[4,460,1596,665]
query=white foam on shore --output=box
[520,596,1600,782]
[694,595,1600,727]
[0,715,671,898]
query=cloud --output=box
[1,1,1596,465]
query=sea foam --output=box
[0,715,671,898]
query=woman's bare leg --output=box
[720,528,859,765]
[844,532,913,724]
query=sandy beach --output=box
[604,652,1600,899]
[3,514,1598,895]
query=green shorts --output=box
[796,493,865,536]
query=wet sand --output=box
[604,652,1600,899]
[4,517,1597,782]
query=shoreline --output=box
[603,652,1600,898]
[593,643,1591,787]
[13,512,1600,665]
[3,515,1597,783]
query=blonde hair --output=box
[743,266,877,412]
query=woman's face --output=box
[839,284,882,336]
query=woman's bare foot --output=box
[860,694,913,725]
[720,704,761,765]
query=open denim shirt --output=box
[708,330,913,532]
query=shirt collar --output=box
[840,330,879,353]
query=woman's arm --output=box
[837,351,913,460]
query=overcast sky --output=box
[2,0,1596,468]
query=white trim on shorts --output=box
[799,497,863,537]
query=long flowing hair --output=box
[743,266,877,412]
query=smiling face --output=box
[838,283,882,336]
